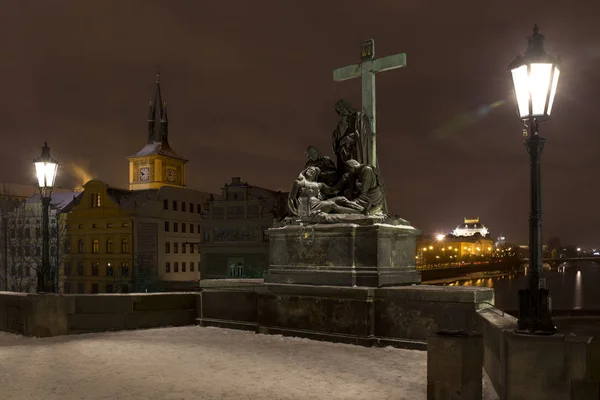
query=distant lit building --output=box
[417,217,494,265]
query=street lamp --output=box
[34,142,58,293]
[509,25,560,334]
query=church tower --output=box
[128,73,187,191]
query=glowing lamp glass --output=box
[510,62,560,119]
[34,160,58,189]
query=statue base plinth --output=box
[265,223,421,287]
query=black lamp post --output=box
[34,142,58,293]
[509,25,560,334]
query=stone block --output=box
[20,294,70,338]
[68,313,127,333]
[427,331,483,400]
[202,290,258,325]
[132,293,197,312]
[505,331,571,400]
[257,284,374,339]
[570,380,600,400]
[266,223,421,287]
[124,310,196,330]
[74,294,133,314]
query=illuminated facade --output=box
[417,217,494,265]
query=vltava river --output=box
[443,261,600,311]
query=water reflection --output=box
[439,261,597,311]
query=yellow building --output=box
[417,217,494,266]
[61,73,212,293]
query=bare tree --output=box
[0,185,30,291]
[5,202,68,292]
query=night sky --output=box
[1,1,599,246]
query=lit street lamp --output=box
[34,142,58,293]
[509,25,560,334]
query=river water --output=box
[441,261,600,311]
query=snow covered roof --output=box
[129,141,185,160]
[25,191,82,212]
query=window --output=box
[107,223,112,228]
[189,203,193,213]
[90,193,101,208]
[166,262,171,273]
[64,239,71,254]
[91,283,99,294]
[24,266,30,277]
[121,239,129,253]
[174,243,178,254]
[92,224,98,228]
[165,242,170,253]
[78,239,84,253]
[121,284,128,293]
[24,228,30,238]
[121,262,129,276]
[92,239,99,254]
[190,224,194,234]
[163,199,168,210]
[164,221,169,232]
[174,262,179,272]
[64,263,71,276]
[92,263,99,276]
[182,262,186,272]
[172,200,177,211]
[182,223,186,233]
[190,262,194,272]
[182,243,187,254]
[197,204,201,214]
[107,263,113,276]
[78,283,85,294]
[122,222,129,228]
[174,222,178,233]
[78,224,84,229]
[106,239,114,253]
[78,263,84,276]
[182,202,186,212]
[64,282,71,294]
[106,284,113,293]
[197,224,201,234]
[36,228,42,237]
[190,244,194,254]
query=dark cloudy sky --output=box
[0,0,598,246]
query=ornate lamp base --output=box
[516,288,557,334]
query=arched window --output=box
[78,239,85,253]
[106,239,114,253]
[121,239,129,253]
[92,239,99,254]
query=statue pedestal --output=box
[265,223,421,287]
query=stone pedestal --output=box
[427,331,483,400]
[265,223,421,287]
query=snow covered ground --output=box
[0,326,498,399]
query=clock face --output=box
[166,168,176,182]
[139,167,150,181]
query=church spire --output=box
[160,101,169,142]
[147,101,156,144]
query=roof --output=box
[129,141,186,160]
[26,191,82,213]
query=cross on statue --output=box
[333,39,407,168]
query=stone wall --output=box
[478,307,600,400]
[0,291,199,337]
[200,283,495,349]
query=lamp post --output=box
[509,25,560,334]
[33,142,58,293]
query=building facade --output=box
[199,177,287,279]
[417,217,494,265]
[60,73,211,293]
